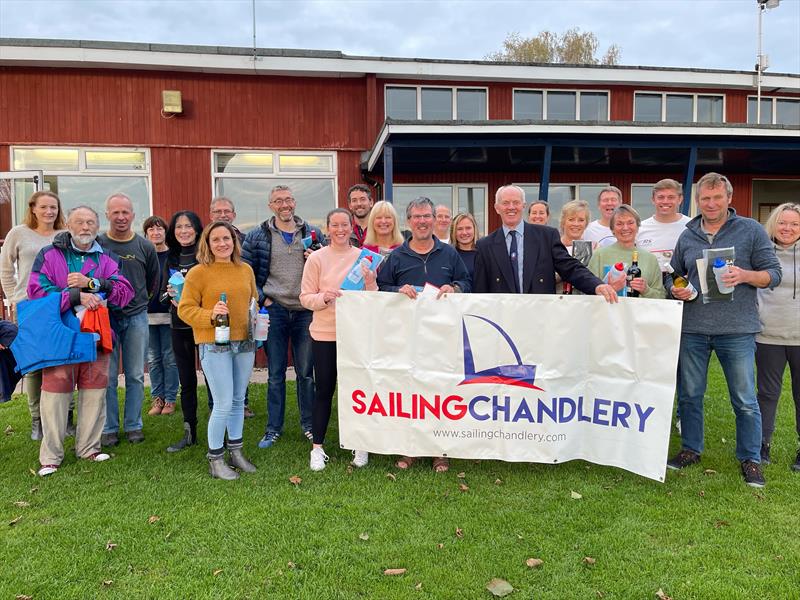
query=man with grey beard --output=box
[27,205,134,476]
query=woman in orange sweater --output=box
[300,208,378,472]
[178,221,258,480]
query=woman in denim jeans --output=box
[178,221,258,480]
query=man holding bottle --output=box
[667,172,781,488]
[241,185,325,449]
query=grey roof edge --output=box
[1,37,798,79]
[381,118,800,130]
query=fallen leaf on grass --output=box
[583,557,596,565]
[29,487,38,494]
[774,554,784,561]
[13,501,30,508]
[571,490,583,500]
[15,595,32,600]
[28,468,37,477]
[596,592,605,598]
[147,515,160,524]
[358,532,369,541]
[213,569,223,576]
[288,475,302,486]
[9,516,22,526]
[495,478,503,485]
[102,580,113,587]
[714,520,729,529]
[384,568,406,576]
[436,543,444,549]
[486,578,514,597]
[415,582,423,590]
[703,469,717,476]
[458,483,469,492]
[5,425,13,435]
[105,541,117,551]
[455,527,464,538]
[346,465,353,475]
[456,472,466,478]
[386,472,397,481]
[525,558,543,568]
[287,562,296,569]
[655,589,673,600]
[698,490,705,497]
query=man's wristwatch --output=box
[87,277,101,291]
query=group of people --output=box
[1,174,797,487]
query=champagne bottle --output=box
[666,265,698,301]
[214,293,230,346]
[626,251,642,298]
[309,230,323,252]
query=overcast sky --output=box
[1,0,798,73]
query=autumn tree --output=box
[486,29,621,65]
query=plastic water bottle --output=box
[254,307,270,341]
[712,258,734,294]
[606,262,627,297]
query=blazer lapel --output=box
[491,229,516,292]
[522,223,540,292]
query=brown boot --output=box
[148,397,165,416]
[160,401,176,416]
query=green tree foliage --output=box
[487,29,621,65]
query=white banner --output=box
[336,292,682,482]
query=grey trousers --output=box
[39,389,106,466]
[756,342,800,444]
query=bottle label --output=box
[215,326,230,344]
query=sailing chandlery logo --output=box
[458,315,543,391]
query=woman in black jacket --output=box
[162,211,204,452]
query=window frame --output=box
[9,145,152,225]
[391,182,489,233]
[746,96,800,126]
[632,91,726,123]
[384,84,490,120]
[512,88,610,121]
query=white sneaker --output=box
[38,465,58,477]
[309,447,329,472]
[86,452,111,462]
[352,450,369,468]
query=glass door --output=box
[0,170,45,229]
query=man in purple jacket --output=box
[28,205,134,477]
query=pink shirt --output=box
[300,245,378,341]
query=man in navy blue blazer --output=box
[473,185,617,302]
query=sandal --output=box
[432,457,450,473]
[395,456,417,470]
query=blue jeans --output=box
[148,323,178,403]
[105,311,149,434]
[264,303,314,434]
[200,342,255,451]
[678,333,762,462]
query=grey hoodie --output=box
[670,208,782,335]
[757,241,799,346]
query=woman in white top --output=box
[0,191,66,440]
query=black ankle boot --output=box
[167,422,195,453]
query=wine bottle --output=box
[214,293,230,346]
[626,251,642,298]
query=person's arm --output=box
[472,244,489,293]
[0,230,19,300]
[552,231,604,295]
[99,255,135,310]
[177,267,214,330]
[642,258,666,299]
[299,252,331,311]
[241,229,266,305]
[450,251,471,294]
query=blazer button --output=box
[496,278,500,282]
[539,278,544,283]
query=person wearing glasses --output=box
[241,185,325,449]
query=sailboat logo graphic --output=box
[458,314,543,390]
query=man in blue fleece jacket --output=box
[666,172,781,488]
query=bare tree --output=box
[487,29,621,65]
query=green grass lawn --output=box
[2,358,799,599]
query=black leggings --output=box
[312,340,337,445]
[756,342,800,443]
[172,328,198,438]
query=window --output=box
[10,147,151,229]
[516,183,609,224]
[634,92,724,123]
[748,97,800,126]
[392,184,487,235]
[212,150,336,231]
[513,90,608,121]
[385,86,488,120]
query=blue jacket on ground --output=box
[10,293,97,375]
[241,216,325,306]
[669,208,782,336]
[377,237,472,293]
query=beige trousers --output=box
[39,388,106,466]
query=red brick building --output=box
[1,38,798,237]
